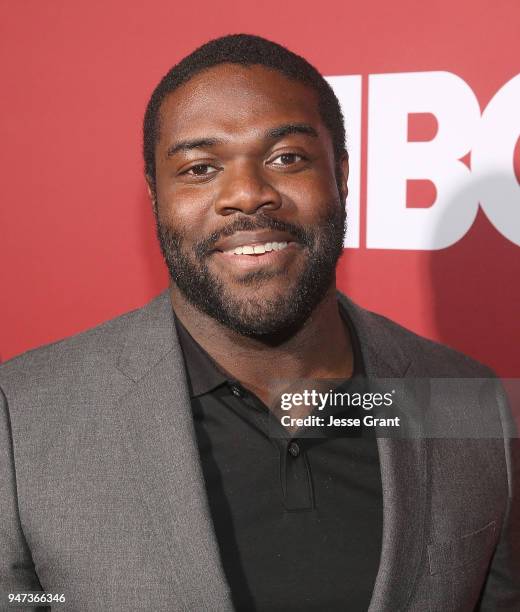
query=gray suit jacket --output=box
[1,291,518,611]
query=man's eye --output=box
[185,164,218,176]
[270,153,305,166]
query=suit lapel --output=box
[114,292,233,611]
[339,294,427,611]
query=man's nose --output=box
[213,162,282,215]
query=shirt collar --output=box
[173,315,228,397]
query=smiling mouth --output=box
[219,240,290,256]
[211,228,299,256]
[210,240,300,272]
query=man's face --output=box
[152,64,348,337]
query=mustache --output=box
[194,214,312,259]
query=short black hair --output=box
[143,33,346,189]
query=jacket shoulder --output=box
[373,309,493,377]
[339,293,495,378]
[0,293,167,398]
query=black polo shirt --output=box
[174,304,383,612]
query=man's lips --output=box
[212,230,297,253]
[208,230,302,271]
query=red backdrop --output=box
[1,0,519,377]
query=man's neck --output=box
[170,283,353,406]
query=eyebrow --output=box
[166,123,319,157]
[167,137,224,157]
[265,123,319,140]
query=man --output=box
[0,34,518,611]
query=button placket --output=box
[281,439,314,510]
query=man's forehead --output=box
[157,63,323,144]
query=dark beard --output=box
[156,203,346,339]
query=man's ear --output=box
[338,152,349,202]
[145,174,158,216]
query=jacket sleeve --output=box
[0,387,48,610]
[478,382,520,610]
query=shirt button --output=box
[230,384,242,397]
[288,442,300,457]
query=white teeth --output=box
[225,241,290,255]
[272,241,288,251]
